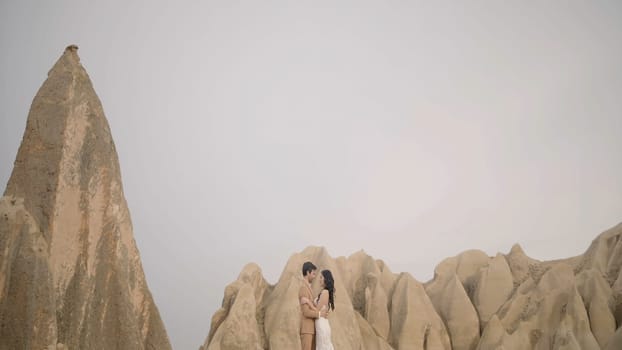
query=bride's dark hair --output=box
[320,270,335,310]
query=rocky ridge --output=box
[202,223,622,350]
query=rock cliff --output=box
[0,46,171,350]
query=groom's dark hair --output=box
[302,261,317,276]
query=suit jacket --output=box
[299,283,317,334]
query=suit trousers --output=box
[301,333,315,350]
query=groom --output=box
[299,261,326,350]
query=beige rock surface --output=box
[477,315,511,350]
[203,264,268,350]
[576,269,616,348]
[472,253,514,330]
[430,250,490,298]
[203,248,452,350]
[356,311,394,350]
[604,326,622,350]
[495,264,599,349]
[390,273,451,350]
[505,243,543,288]
[425,250,489,350]
[365,272,391,340]
[203,224,622,350]
[613,269,622,325]
[0,46,170,350]
[426,273,480,350]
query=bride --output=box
[301,269,335,350]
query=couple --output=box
[299,261,336,350]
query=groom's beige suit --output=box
[299,282,317,350]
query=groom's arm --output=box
[301,303,319,319]
[299,286,319,319]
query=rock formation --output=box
[202,223,622,350]
[0,46,171,350]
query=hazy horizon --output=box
[2,1,622,349]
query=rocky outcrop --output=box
[390,273,451,349]
[425,274,479,350]
[494,264,599,349]
[203,223,622,350]
[0,46,170,350]
[365,272,390,340]
[604,326,622,350]
[203,264,269,350]
[472,253,514,330]
[425,251,486,350]
[200,247,403,350]
[576,269,616,347]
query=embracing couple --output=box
[299,261,335,350]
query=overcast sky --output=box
[1,1,622,349]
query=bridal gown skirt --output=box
[315,317,334,350]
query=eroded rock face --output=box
[604,325,622,350]
[472,253,514,330]
[390,273,451,350]
[576,269,616,348]
[0,46,171,350]
[203,223,622,350]
[365,272,390,340]
[203,263,270,350]
[425,274,479,350]
[495,264,599,349]
[425,250,489,350]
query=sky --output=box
[1,1,622,349]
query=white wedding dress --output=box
[314,297,334,350]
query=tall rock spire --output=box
[0,46,171,350]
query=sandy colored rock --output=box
[203,223,622,350]
[425,250,487,350]
[552,317,582,350]
[604,326,622,350]
[505,244,543,288]
[0,197,56,349]
[576,269,616,347]
[263,276,306,349]
[496,264,599,349]
[430,250,490,298]
[577,224,622,277]
[207,284,263,350]
[204,248,408,350]
[606,231,622,282]
[426,274,480,350]
[585,223,622,327]
[376,259,398,304]
[389,273,451,350]
[365,272,390,340]
[476,315,507,350]
[0,46,170,350]
[356,312,394,350]
[473,253,514,330]
[202,264,268,350]
[208,247,367,350]
[613,268,622,325]
[342,250,388,317]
